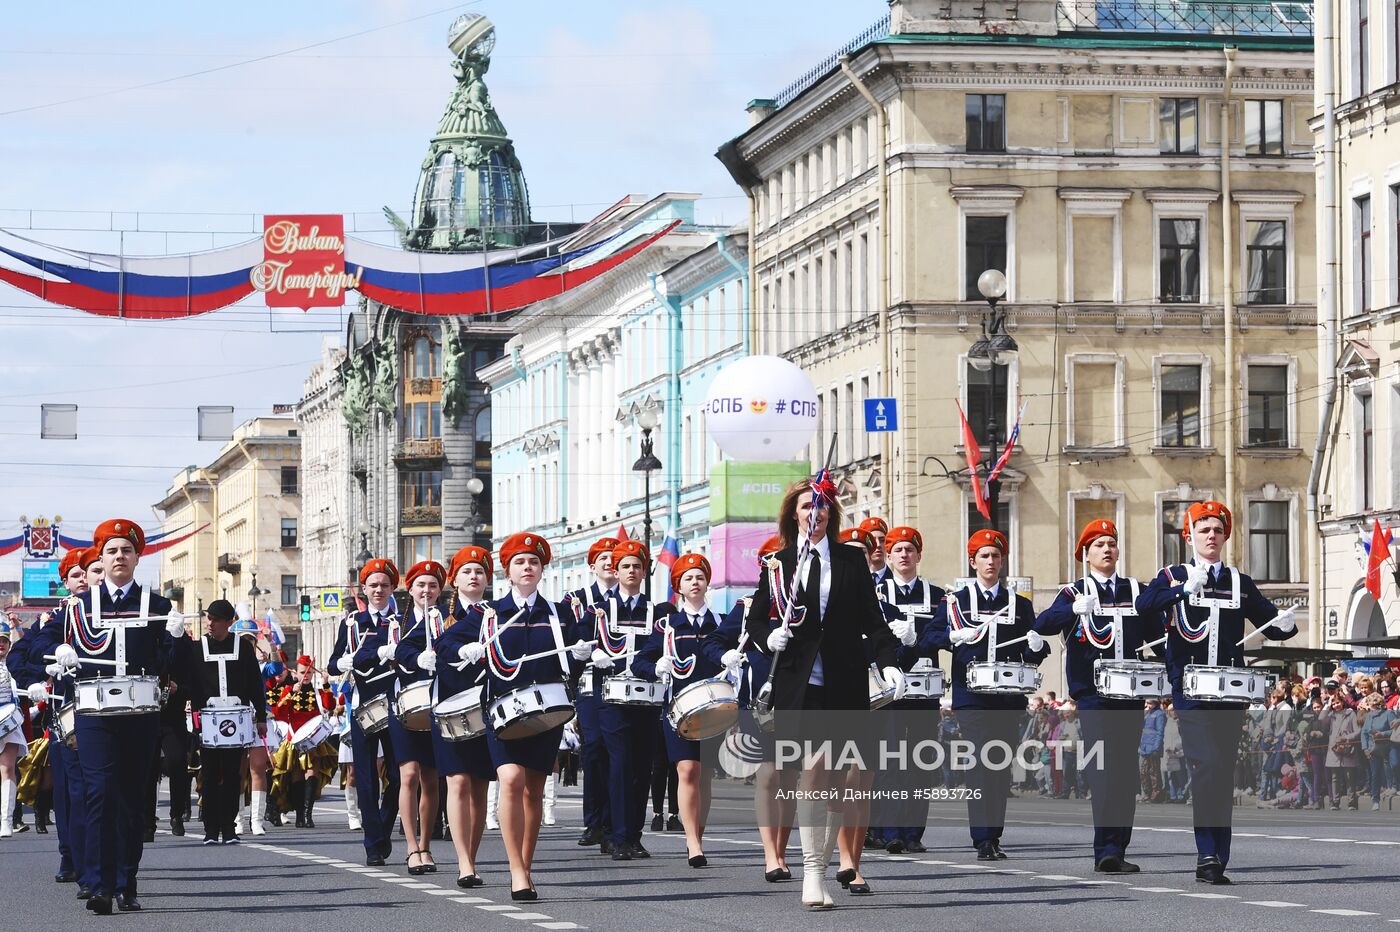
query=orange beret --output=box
[59,548,86,581]
[449,545,493,581]
[77,546,103,570]
[1183,501,1232,540]
[759,535,783,558]
[587,537,620,565]
[93,518,145,556]
[670,552,711,589]
[967,528,1008,558]
[295,654,314,668]
[858,517,888,536]
[405,559,447,588]
[838,527,875,550]
[612,539,650,571]
[359,558,400,588]
[500,532,552,568]
[1075,519,1118,560]
[886,525,923,553]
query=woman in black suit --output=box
[745,478,904,910]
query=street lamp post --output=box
[632,406,663,599]
[465,476,484,546]
[248,565,262,617]
[968,269,1018,528]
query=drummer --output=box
[0,618,28,843]
[1136,502,1296,885]
[241,628,278,836]
[634,552,724,868]
[472,532,578,901]
[1033,519,1165,873]
[859,518,891,587]
[178,599,267,845]
[272,656,337,830]
[567,537,617,852]
[585,539,672,862]
[919,528,1049,862]
[388,560,447,876]
[335,558,403,865]
[702,534,793,883]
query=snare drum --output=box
[75,676,162,716]
[354,692,391,735]
[966,661,1042,695]
[602,674,666,707]
[395,681,435,732]
[904,668,946,699]
[487,682,575,741]
[1093,659,1169,700]
[868,664,898,709]
[291,715,334,753]
[200,703,257,748]
[434,687,487,742]
[667,678,739,741]
[52,702,78,750]
[577,670,594,694]
[0,703,22,740]
[1182,664,1267,703]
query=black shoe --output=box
[203,837,220,846]
[848,881,873,895]
[116,892,142,912]
[86,894,113,915]
[1195,857,1230,885]
[511,887,538,902]
[651,814,663,832]
[667,814,682,832]
[600,839,615,856]
[689,854,707,868]
[76,886,93,901]
[577,827,603,847]
[171,817,185,837]
[294,811,307,828]
[885,839,905,854]
[611,846,633,862]
[36,821,49,835]
[366,854,386,867]
[629,842,651,859]
[1095,855,1124,873]
[976,842,999,861]
[55,870,77,883]
[905,840,927,854]
[456,874,482,888]
[765,867,791,882]
[836,868,856,887]
[223,837,240,845]
[991,842,1008,860]
[863,830,881,850]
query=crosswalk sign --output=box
[319,590,342,612]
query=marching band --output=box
[0,488,1307,916]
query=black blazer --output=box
[745,541,898,711]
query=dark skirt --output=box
[388,710,436,767]
[432,727,494,781]
[486,721,564,776]
[661,714,720,766]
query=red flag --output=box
[616,523,631,542]
[1366,519,1393,600]
[957,402,990,520]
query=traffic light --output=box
[300,594,311,623]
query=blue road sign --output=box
[864,398,897,432]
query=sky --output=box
[0,0,888,585]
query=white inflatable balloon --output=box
[703,355,818,461]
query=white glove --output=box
[54,643,78,669]
[590,649,615,672]
[165,613,187,638]
[569,640,593,661]
[458,642,486,665]
[45,663,64,678]
[27,683,49,703]
[654,656,675,679]
[376,644,395,663]
[720,648,744,671]
[1183,563,1209,597]
[416,649,437,673]
[766,627,790,653]
[1072,591,1099,616]
[1026,631,1045,653]
[890,616,917,646]
[335,655,353,674]
[1268,606,1297,637]
[949,626,979,646]
[881,666,907,702]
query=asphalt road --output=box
[4,780,1397,931]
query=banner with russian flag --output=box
[658,531,680,600]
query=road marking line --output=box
[1245,901,1306,908]
[1128,887,1184,893]
[1180,893,1238,899]
[478,904,522,912]
[1033,874,1081,881]
[453,896,493,904]
[1077,880,1128,885]
[505,914,552,921]
[1311,909,1378,917]
[424,889,460,896]
[535,924,583,930]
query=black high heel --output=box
[511,887,538,902]
[688,854,707,868]
[406,851,425,876]
[456,874,482,888]
[836,868,857,887]
[848,881,873,896]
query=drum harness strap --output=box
[884,577,935,672]
[75,586,152,678]
[1074,576,1141,661]
[1173,563,1241,666]
[202,631,241,699]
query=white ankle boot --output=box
[346,789,362,830]
[798,801,833,909]
[543,773,557,826]
[485,782,499,830]
[250,791,268,836]
[0,779,13,839]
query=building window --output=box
[401,469,442,507]
[407,334,441,379]
[1244,100,1284,155]
[1159,218,1201,302]
[1246,364,1289,447]
[1161,500,1193,566]
[280,465,298,495]
[965,94,1006,153]
[280,575,298,606]
[1069,357,1121,448]
[1248,501,1290,583]
[965,216,1008,300]
[1245,220,1287,304]
[406,401,442,439]
[400,533,441,570]
[1394,184,1400,305]
[1356,195,1372,313]
[280,517,297,549]
[1358,0,1370,96]
[1159,364,1202,447]
[966,360,1010,447]
[1359,390,1375,511]
[1159,98,1198,154]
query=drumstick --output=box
[991,632,1035,651]
[515,643,641,666]
[480,607,528,649]
[1236,626,1275,648]
[44,653,120,668]
[1135,635,1167,655]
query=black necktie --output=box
[1207,567,1219,588]
[901,584,913,598]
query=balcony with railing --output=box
[401,505,442,527]
[397,438,444,460]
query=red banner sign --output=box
[251,214,361,308]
